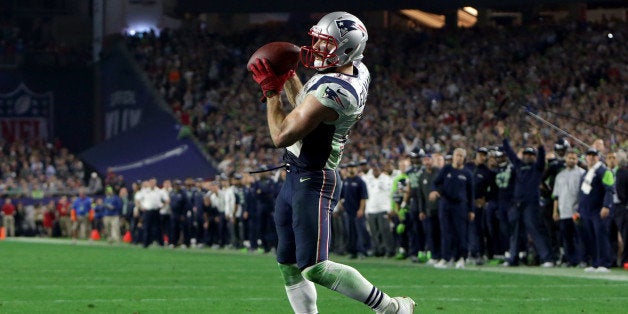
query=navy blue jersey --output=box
[579,162,615,218]
[169,188,189,216]
[464,162,494,200]
[503,139,545,203]
[418,167,440,215]
[433,165,475,212]
[341,175,368,214]
[616,167,628,206]
[103,195,122,216]
[243,186,257,214]
[253,178,279,211]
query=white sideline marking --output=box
[2,237,113,246]
[468,265,628,282]
[0,297,284,304]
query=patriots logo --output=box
[335,20,365,37]
[323,87,345,108]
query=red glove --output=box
[249,58,294,102]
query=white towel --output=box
[581,161,602,195]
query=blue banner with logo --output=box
[100,43,161,141]
[0,83,53,142]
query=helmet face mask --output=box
[301,29,340,69]
[300,12,368,70]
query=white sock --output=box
[285,279,318,314]
[303,260,392,311]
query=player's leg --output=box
[522,202,554,264]
[592,215,612,269]
[295,169,415,313]
[437,204,453,266]
[505,203,522,265]
[275,174,318,314]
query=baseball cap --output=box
[233,173,243,180]
[585,148,600,156]
[523,147,537,155]
[476,147,489,154]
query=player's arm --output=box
[357,198,366,218]
[429,167,446,201]
[284,74,303,108]
[250,58,337,147]
[401,185,411,209]
[266,94,338,148]
[467,171,476,221]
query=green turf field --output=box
[1,238,627,313]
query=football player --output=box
[249,11,415,314]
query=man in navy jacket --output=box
[580,148,615,272]
[430,148,475,268]
[499,126,555,267]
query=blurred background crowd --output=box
[1,6,627,270]
[125,17,626,174]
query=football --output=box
[247,42,300,75]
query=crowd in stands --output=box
[0,138,109,236]
[126,16,626,174]
[1,15,627,271]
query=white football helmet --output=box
[300,12,368,70]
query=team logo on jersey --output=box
[335,20,366,37]
[323,86,345,107]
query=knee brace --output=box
[278,263,304,286]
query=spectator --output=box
[363,162,395,258]
[418,152,442,265]
[88,172,103,196]
[465,147,495,264]
[42,200,56,237]
[552,150,586,266]
[1,198,16,237]
[103,186,122,243]
[500,126,555,267]
[614,151,628,267]
[430,148,475,269]
[403,151,427,263]
[72,187,92,241]
[580,148,615,272]
[340,163,369,259]
[56,196,72,237]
